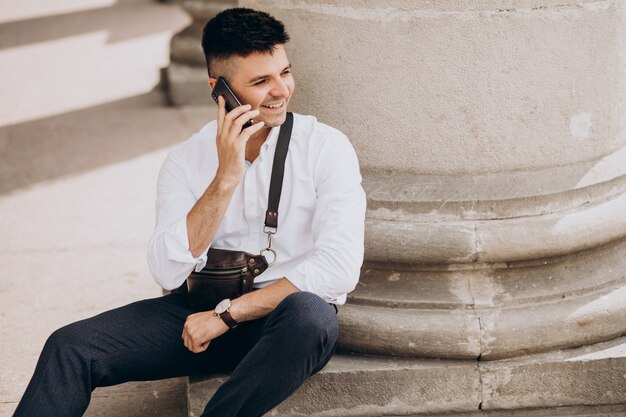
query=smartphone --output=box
[212,77,254,129]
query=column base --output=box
[187,337,626,416]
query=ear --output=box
[208,77,217,89]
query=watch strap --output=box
[217,309,238,329]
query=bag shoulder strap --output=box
[264,112,293,234]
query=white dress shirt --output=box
[147,113,365,305]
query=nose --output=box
[270,76,290,98]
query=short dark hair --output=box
[201,8,290,77]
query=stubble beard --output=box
[262,108,288,128]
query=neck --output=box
[245,125,272,164]
[250,126,272,143]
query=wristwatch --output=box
[214,299,238,329]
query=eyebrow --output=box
[247,64,292,84]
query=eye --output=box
[254,79,268,86]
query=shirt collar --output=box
[260,124,281,154]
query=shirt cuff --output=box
[164,217,208,272]
[285,262,348,305]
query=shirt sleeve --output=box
[147,151,209,290]
[285,130,366,302]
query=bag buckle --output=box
[260,232,277,267]
[263,225,277,234]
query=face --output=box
[208,45,295,129]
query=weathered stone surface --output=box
[343,237,626,359]
[352,264,475,309]
[479,286,626,359]
[364,186,626,265]
[477,190,626,263]
[242,0,626,176]
[354,237,626,309]
[363,155,626,220]
[340,281,626,361]
[166,63,210,106]
[188,338,626,416]
[86,379,186,417]
[187,354,482,416]
[405,404,626,417]
[364,218,477,263]
[165,0,236,106]
[0,89,208,415]
[170,26,206,67]
[181,0,236,22]
[338,304,482,359]
[480,338,626,410]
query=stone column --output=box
[166,0,236,106]
[234,0,625,413]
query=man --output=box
[13,7,365,417]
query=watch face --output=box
[215,299,231,314]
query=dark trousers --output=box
[13,291,339,417]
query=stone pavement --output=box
[0,90,211,416]
[0,1,210,415]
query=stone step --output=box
[187,336,626,416]
[165,0,237,106]
[180,0,236,22]
[170,25,206,67]
[166,63,211,106]
[188,353,481,416]
[415,404,626,417]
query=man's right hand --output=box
[185,96,265,257]
[214,96,265,187]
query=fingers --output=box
[191,340,209,353]
[182,314,214,353]
[225,108,260,138]
[240,120,265,139]
[182,329,189,351]
[182,320,194,352]
[216,96,225,136]
[216,100,258,137]
[224,103,253,125]
[182,323,191,351]
[217,96,252,137]
[182,327,209,353]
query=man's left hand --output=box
[182,311,229,353]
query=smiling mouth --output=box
[261,101,285,110]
